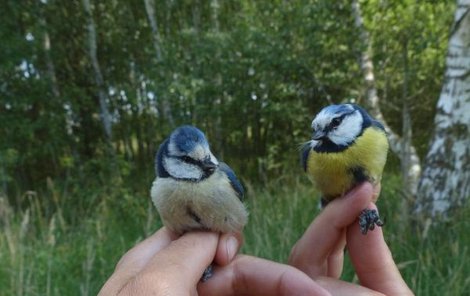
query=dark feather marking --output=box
[156,139,170,178]
[350,166,370,185]
[350,104,372,130]
[321,167,369,209]
[320,197,330,208]
[371,120,385,131]
[313,138,349,153]
[186,205,202,224]
[219,162,244,201]
[351,104,385,132]
[301,143,311,172]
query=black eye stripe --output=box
[329,111,355,128]
[327,116,343,130]
[331,117,341,125]
[174,155,199,166]
[169,155,209,169]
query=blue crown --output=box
[170,125,209,154]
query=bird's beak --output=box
[202,159,218,174]
[312,130,327,141]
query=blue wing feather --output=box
[156,139,170,178]
[219,162,244,201]
[371,119,385,132]
[301,143,311,172]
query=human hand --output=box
[198,255,330,296]
[289,182,414,295]
[98,228,241,295]
[99,227,330,296]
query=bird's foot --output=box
[201,265,213,282]
[359,209,384,235]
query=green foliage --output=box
[361,0,455,156]
[0,0,454,196]
[0,1,463,295]
[1,174,469,295]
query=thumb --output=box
[141,231,220,285]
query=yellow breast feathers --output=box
[307,127,389,199]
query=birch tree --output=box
[82,0,113,141]
[143,0,175,127]
[143,0,163,61]
[352,0,422,198]
[415,0,470,217]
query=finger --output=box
[140,231,219,286]
[99,227,177,295]
[214,232,243,267]
[316,276,385,296]
[347,204,413,295]
[289,183,373,277]
[115,227,178,272]
[372,182,381,203]
[198,255,331,296]
[326,229,346,278]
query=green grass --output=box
[0,172,469,295]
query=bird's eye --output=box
[181,156,192,162]
[331,117,341,127]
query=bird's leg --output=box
[201,265,213,282]
[358,209,384,235]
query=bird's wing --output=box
[300,142,312,172]
[371,119,385,132]
[219,162,245,201]
[156,139,170,178]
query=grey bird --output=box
[151,125,247,234]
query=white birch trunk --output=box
[352,0,422,198]
[143,0,163,62]
[39,14,75,135]
[400,41,418,199]
[143,0,175,127]
[415,0,470,217]
[211,0,224,157]
[82,0,113,141]
[42,27,60,99]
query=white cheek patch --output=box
[168,141,183,156]
[209,152,219,165]
[164,157,203,180]
[329,111,363,145]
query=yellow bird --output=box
[301,104,389,234]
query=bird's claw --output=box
[359,209,384,235]
[201,265,213,282]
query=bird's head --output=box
[159,125,219,181]
[310,104,370,152]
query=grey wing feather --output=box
[301,143,311,172]
[156,139,170,178]
[219,162,245,201]
[371,119,386,132]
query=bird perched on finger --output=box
[301,104,389,234]
[151,125,248,279]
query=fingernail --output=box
[226,236,239,261]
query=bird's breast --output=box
[151,170,248,234]
[306,127,388,200]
